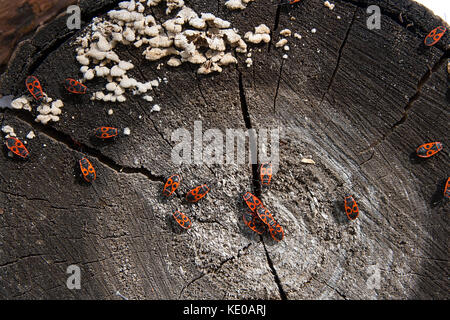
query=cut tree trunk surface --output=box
[0,0,448,299]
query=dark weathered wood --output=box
[0,0,78,71]
[0,0,448,300]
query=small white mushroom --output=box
[255,24,270,35]
[219,53,237,66]
[105,51,120,62]
[26,131,36,139]
[116,95,127,102]
[123,27,136,42]
[94,91,105,100]
[189,17,206,29]
[2,125,15,136]
[148,35,173,48]
[324,1,335,10]
[275,38,288,48]
[114,85,125,96]
[110,65,126,77]
[84,69,95,80]
[212,18,231,29]
[143,47,179,61]
[120,76,138,88]
[106,82,118,91]
[86,48,106,60]
[225,0,246,10]
[11,99,23,110]
[118,60,134,70]
[96,35,112,52]
[167,57,182,67]
[280,29,292,37]
[76,55,90,66]
[209,37,226,51]
[36,115,52,125]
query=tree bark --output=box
[0,0,79,71]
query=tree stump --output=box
[0,0,448,299]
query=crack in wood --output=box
[338,0,447,52]
[5,109,166,183]
[313,275,348,300]
[362,49,449,153]
[261,239,288,300]
[237,69,261,197]
[318,7,357,111]
[273,58,284,113]
[237,69,288,300]
[24,0,121,78]
[268,3,282,53]
[178,243,252,298]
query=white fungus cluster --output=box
[324,1,335,10]
[75,13,160,103]
[244,24,271,45]
[2,125,16,138]
[10,96,32,111]
[74,0,255,106]
[224,0,254,10]
[275,29,292,59]
[35,99,64,125]
[141,8,247,75]
[10,94,64,124]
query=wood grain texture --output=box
[0,0,448,299]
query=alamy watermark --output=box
[366,264,381,290]
[367,5,381,30]
[171,121,280,173]
[66,265,81,290]
[67,5,81,30]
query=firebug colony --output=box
[2,12,448,241]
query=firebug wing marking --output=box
[163,174,181,197]
[277,0,302,5]
[172,211,192,229]
[5,137,29,159]
[25,76,44,101]
[416,142,443,158]
[444,177,450,199]
[424,26,446,46]
[243,210,266,235]
[94,127,119,139]
[65,78,88,94]
[268,222,284,242]
[242,192,262,212]
[186,184,209,202]
[344,196,359,220]
[255,204,276,226]
[260,162,273,186]
[255,205,284,241]
[79,157,96,183]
